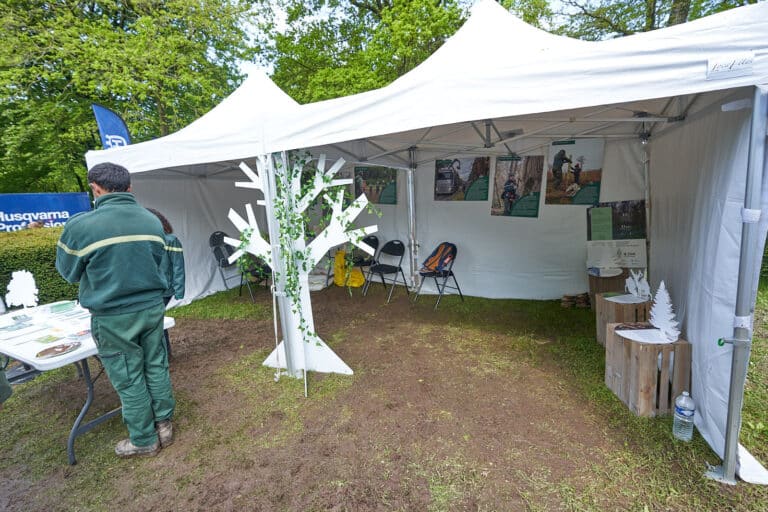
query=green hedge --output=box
[0,228,79,306]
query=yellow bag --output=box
[334,250,365,287]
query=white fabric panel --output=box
[649,94,768,482]
[601,140,646,202]
[131,175,268,305]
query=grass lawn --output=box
[1,281,767,511]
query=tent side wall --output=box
[353,139,646,299]
[649,89,752,467]
[131,170,269,305]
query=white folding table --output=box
[0,301,174,464]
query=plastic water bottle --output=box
[673,391,695,441]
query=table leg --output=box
[67,358,121,465]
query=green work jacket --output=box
[56,193,167,315]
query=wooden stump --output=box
[595,293,651,346]
[604,323,692,417]
[588,269,629,310]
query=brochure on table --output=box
[0,301,95,371]
[0,301,174,371]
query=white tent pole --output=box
[707,86,768,484]
[407,146,419,288]
[643,141,651,281]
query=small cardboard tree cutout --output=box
[649,280,680,342]
[226,152,377,378]
[625,269,651,299]
[5,270,38,308]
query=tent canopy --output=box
[87,0,768,173]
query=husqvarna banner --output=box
[92,104,132,149]
[0,193,91,232]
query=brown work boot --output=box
[114,438,160,458]
[156,419,173,448]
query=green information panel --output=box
[589,207,613,240]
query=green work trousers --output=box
[91,303,175,447]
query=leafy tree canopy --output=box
[0,0,257,192]
[550,0,757,39]
[256,0,466,103]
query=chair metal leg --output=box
[385,273,397,304]
[412,277,425,303]
[453,274,465,302]
[433,276,446,310]
[362,272,372,296]
[400,269,410,297]
[218,267,230,289]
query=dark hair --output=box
[147,208,173,234]
[87,162,131,192]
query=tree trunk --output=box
[667,0,691,26]
[644,0,657,31]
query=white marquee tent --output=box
[86,0,768,483]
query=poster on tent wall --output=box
[354,166,397,204]
[545,139,604,206]
[490,155,544,218]
[587,200,646,240]
[433,157,490,201]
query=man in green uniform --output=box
[56,162,175,458]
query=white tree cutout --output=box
[6,270,39,308]
[625,269,651,299]
[649,280,680,342]
[225,152,378,377]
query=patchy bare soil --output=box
[2,286,633,511]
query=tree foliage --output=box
[0,0,257,193]
[1,0,753,193]
[552,0,758,39]
[257,0,465,103]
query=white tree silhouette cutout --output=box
[649,280,680,342]
[226,153,377,377]
[5,270,38,308]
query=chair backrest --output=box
[378,240,406,267]
[421,242,457,272]
[209,231,235,268]
[361,235,379,254]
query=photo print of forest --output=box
[491,155,544,218]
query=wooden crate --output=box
[595,293,652,346]
[588,269,629,310]
[604,323,692,417]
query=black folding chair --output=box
[362,239,410,303]
[352,235,380,268]
[412,242,464,310]
[209,231,270,301]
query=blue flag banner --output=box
[92,104,132,149]
[0,193,91,232]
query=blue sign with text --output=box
[0,193,91,232]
